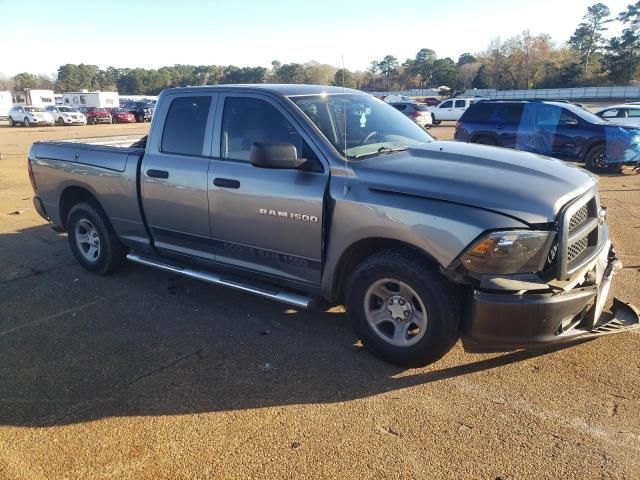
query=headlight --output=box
[459,230,556,274]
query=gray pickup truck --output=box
[28,85,639,367]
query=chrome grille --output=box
[567,237,588,263]
[569,205,588,231]
[558,190,603,279]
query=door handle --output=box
[146,169,169,179]
[214,178,240,189]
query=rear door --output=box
[140,92,218,260]
[207,93,328,285]
[494,103,524,148]
[451,99,468,120]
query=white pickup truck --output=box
[430,97,476,123]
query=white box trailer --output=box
[0,91,12,118]
[12,89,56,108]
[61,91,119,109]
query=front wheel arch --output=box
[329,238,441,304]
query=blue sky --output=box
[0,0,631,76]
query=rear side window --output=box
[495,104,524,124]
[161,96,211,156]
[454,100,466,108]
[392,104,407,111]
[627,109,640,117]
[460,103,495,123]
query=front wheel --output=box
[346,249,461,367]
[24,117,30,127]
[585,144,621,174]
[57,117,65,126]
[67,202,126,275]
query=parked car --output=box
[78,107,112,125]
[417,97,441,106]
[27,85,639,367]
[454,100,640,173]
[594,104,640,127]
[8,106,54,127]
[109,107,136,124]
[124,101,154,123]
[430,97,476,123]
[383,94,413,104]
[389,102,433,128]
[45,105,86,126]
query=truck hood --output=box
[352,141,597,224]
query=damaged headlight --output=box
[460,230,556,274]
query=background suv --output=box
[454,100,640,173]
[45,105,86,125]
[8,106,54,127]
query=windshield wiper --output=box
[348,145,408,160]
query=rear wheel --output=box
[432,119,441,125]
[8,117,14,127]
[137,113,145,123]
[67,202,126,275]
[585,144,620,174]
[346,249,461,368]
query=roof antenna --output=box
[342,55,350,197]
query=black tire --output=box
[472,136,497,146]
[8,117,14,127]
[346,249,461,368]
[58,117,65,126]
[432,119,441,125]
[137,114,145,123]
[584,144,620,174]
[67,202,126,275]
[24,117,30,127]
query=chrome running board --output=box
[126,252,313,309]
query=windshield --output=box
[290,94,433,159]
[25,107,44,112]
[59,106,75,112]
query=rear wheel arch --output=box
[59,186,105,230]
[330,237,441,304]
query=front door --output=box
[140,93,217,260]
[207,93,328,285]
[436,99,454,121]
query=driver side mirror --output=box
[250,142,307,170]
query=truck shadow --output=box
[0,224,580,428]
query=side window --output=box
[495,104,524,124]
[601,109,619,118]
[80,95,86,104]
[393,104,407,111]
[221,97,315,162]
[161,96,211,156]
[454,100,466,108]
[558,109,579,126]
[627,109,640,117]
[439,100,453,109]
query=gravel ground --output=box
[0,120,638,479]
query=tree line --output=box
[1,2,639,95]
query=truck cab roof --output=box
[161,84,364,97]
